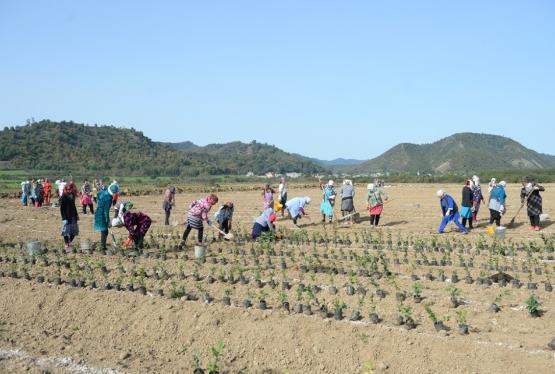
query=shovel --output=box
[109,229,118,249]
[210,224,234,240]
[337,211,360,222]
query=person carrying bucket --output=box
[367,183,388,227]
[320,180,336,223]
[252,207,277,239]
[111,201,152,256]
[182,194,219,246]
[285,196,311,226]
[437,190,468,234]
[521,177,545,231]
[488,181,506,227]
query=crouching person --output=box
[252,208,277,239]
[214,201,234,239]
[437,190,468,234]
[285,196,311,226]
[111,202,152,256]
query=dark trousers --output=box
[370,214,381,226]
[489,209,501,226]
[219,219,231,234]
[134,235,145,250]
[164,208,171,226]
[182,224,203,243]
[83,204,94,214]
[529,215,540,226]
[100,230,108,250]
[252,222,269,239]
[63,235,75,244]
[462,217,473,228]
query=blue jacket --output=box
[94,190,112,231]
[440,194,458,216]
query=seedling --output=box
[525,294,541,317]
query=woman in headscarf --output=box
[367,183,388,227]
[34,179,44,207]
[60,181,79,251]
[111,202,152,256]
[521,177,545,231]
[320,180,336,223]
[278,177,288,218]
[471,175,484,223]
[340,179,355,224]
[252,207,276,239]
[488,181,506,227]
[262,183,275,210]
[80,179,94,214]
[94,183,112,251]
[460,180,474,230]
[437,190,468,234]
[30,179,37,207]
[488,178,497,193]
[163,185,176,226]
[285,196,311,226]
[214,201,234,239]
[182,194,219,245]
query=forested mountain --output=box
[350,133,555,174]
[0,121,325,176]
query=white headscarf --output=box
[472,175,480,186]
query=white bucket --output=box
[540,213,550,222]
[26,241,42,256]
[194,245,206,258]
[495,226,506,240]
[80,239,91,251]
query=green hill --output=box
[0,120,325,176]
[350,133,555,174]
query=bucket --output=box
[194,245,206,258]
[80,239,91,251]
[495,226,506,240]
[540,213,550,222]
[26,241,42,256]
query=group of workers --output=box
[19,173,548,254]
[436,175,546,234]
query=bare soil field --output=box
[0,183,554,373]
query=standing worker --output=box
[262,183,275,210]
[521,177,545,231]
[43,178,52,206]
[460,180,474,230]
[94,184,112,251]
[488,181,507,227]
[278,177,288,218]
[80,179,94,214]
[163,186,176,226]
[437,190,468,234]
[471,175,484,223]
[60,181,80,251]
[182,194,219,246]
[367,183,388,227]
[21,180,31,206]
[320,180,336,223]
[340,179,355,225]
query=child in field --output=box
[182,194,219,245]
[437,190,468,234]
[80,179,94,214]
[262,183,275,210]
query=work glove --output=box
[471,206,476,213]
[500,205,505,214]
[62,219,68,225]
[123,238,133,248]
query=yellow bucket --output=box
[486,226,495,235]
[274,201,283,212]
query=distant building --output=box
[286,172,302,178]
[246,171,255,177]
[265,172,274,178]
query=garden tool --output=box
[209,224,234,240]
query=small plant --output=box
[525,294,541,317]
[412,282,422,297]
[424,304,438,323]
[206,340,225,374]
[455,310,467,325]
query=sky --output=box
[1,1,554,160]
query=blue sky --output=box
[1,1,554,159]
